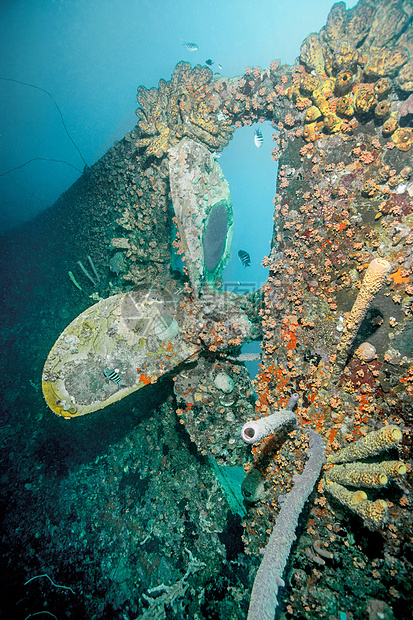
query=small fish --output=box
[183,42,198,52]
[104,368,127,388]
[205,59,214,66]
[254,128,263,148]
[238,249,251,268]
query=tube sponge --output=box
[241,409,296,444]
[333,258,391,372]
[324,428,406,528]
[381,460,407,477]
[286,393,299,411]
[324,480,388,526]
[326,461,407,487]
[324,480,367,507]
[326,462,388,487]
[327,425,402,464]
[356,498,388,524]
[247,430,325,620]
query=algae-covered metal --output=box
[42,138,244,418]
[168,138,233,294]
[42,289,199,417]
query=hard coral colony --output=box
[40,0,413,618]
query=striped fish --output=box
[183,42,198,52]
[104,368,127,388]
[254,128,263,148]
[238,249,251,267]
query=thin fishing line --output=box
[0,76,88,167]
[0,157,83,177]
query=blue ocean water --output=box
[221,123,277,291]
[220,123,278,379]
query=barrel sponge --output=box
[203,203,229,272]
[392,127,413,152]
[336,95,354,117]
[354,86,377,113]
[327,425,403,464]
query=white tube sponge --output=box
[87,255,100,282]
[241,409,296,444]
[247,430,326,620]
[77,261,98,287]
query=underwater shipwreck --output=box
[1,0,413,618]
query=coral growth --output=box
[239,3,413,615]
[324,426,407,527]
[289,0,413,153]
[136,62,234,158]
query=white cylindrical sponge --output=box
[241,409,296,444]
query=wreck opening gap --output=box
[219,123,278,380]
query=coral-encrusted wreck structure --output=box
[35,0,413,618]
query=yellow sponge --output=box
[326,462,388,488]
[324,480,388,525]
[327,426,402,464]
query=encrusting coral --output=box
[241,2,413,612]
[135,62,234,158]
[290,0,413,152]
[168,139,233,295]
